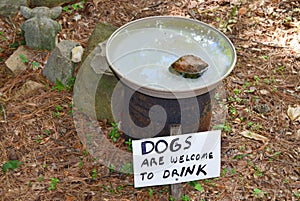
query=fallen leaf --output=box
[287,105,300,122]
[238,7,247,16]
[240,130,269,143]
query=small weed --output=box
[233,88,241,95]
[229,106,237,116]
[42,162,47,169]
[19,54,28,63]
[2,160,23,173]
[231,168,236,175]
[91,168,97,180]
[252,188,266,198]
[221,167,228,177]
[44,129,51,136]
[148,188,154,198]
[38,176,44,182]
[52,105,63,118]
[9,41,20,49]
[239,145,245,151]
[181,195,190,201]
[253,75,260,84]
[285,16,292,23]
[247,122,262,131]
[120,163,133,175]
[242,81,250,89]
[48,178,59,191]
[124,138,132,151]
[109,122,120,143]
[63,0,85,13]
[35,135,43,143]
[293,192,300,197]
[233,154,249,160]
[169,195,175,201]
[188,180,203,192]
[273,151,281,158]
[108,164,115,173]
[263,78,270,84]
[260,55,269,60]
[31,61,40,69]
[78,161,83,169]
[253,165,263,177]
[83,149,89,156]
[66,77,76,92]
[52,79,65,92]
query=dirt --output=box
[0,0,299,200]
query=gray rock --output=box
[28,0,78,7]
[74,23,118,122]
[0,0,27,17]
[5,46,34,74]
[43,40,79,86]
[82,23,117,63]
[20,6,62,50]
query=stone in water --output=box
[169,55,209,79]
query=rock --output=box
[28,0,79,7]
[0,0,27,17]
[71,46,84,63]
[82,23,117,63]
[74,23,118,122]
[253,104,271,114]
[43,40,79,86]
[5,46,34,74]
[20,6,62,50]
[169,55,209,79]
[15,80,44,97]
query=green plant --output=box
[221,167,228,177]
[91,168,97,180]
[48,178,59,190]
[10,41,20,49]
[293,192,300,197]
[38,176,44,182]
[2,160,23,173]
[229,106,237,116]
[260,55,268,60]
[66,77,76,92]
[44,129,51,136]
[35,135,43,143]
[148,188,154,198]
[62,0,85,13]
[253,165,263,177]
[52,105,63,118]
[31,61,40,69]
[120,163,133,175]
[213,123,231,133]
[181,195,190,201]
[108,164,115,173]
[252,188,266,198]
[52,79,65,92]
[188,180,203,192]
[109,122,120,143]
[233,154,249,160]
[19,54,28,63]
[125,138,132,151]
[253,75,260,84]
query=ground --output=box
[0,0,299,200]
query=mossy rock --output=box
[82,23,117,63]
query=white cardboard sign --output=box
[132,130,221,188]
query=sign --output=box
[132,130,221,188]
